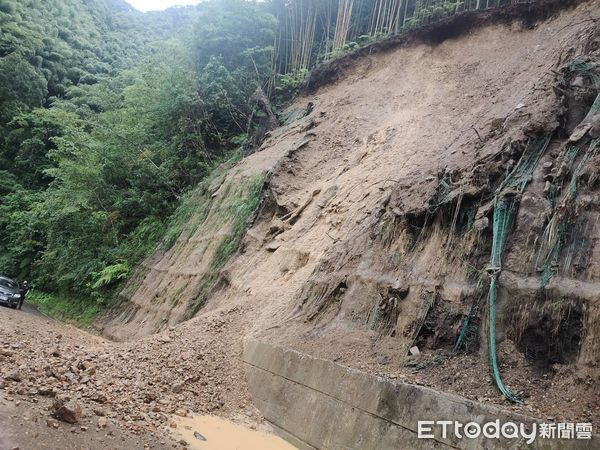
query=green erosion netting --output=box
[569,139,599,199]
[452,287,482,355]
[564,220,587,272]
[499,135,552,192]
[452,137,551,360]
[482,126,597,402]
[457,135,550,403]
[537,56,600,284]
[454,59,599,402]
[540,218,566,287]
[487,197,523,403]
[485,116,597,401]
[486,135,551,403]
[407,291,436,354]
[537,139,599,285]
[567,58,600,87]
[566,58,600,115]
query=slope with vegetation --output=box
[0,0,547,321]
[0,0,276,320]
[0,0,598,445]
[101,0,600,429]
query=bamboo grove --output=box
[272,0,534,74]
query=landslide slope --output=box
[99,0,600,425]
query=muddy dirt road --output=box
[0,304,281,450]
[0,304,174,449]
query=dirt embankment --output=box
[226,0,599,425]
[5,1,597,445]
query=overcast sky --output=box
[125,0,201,12]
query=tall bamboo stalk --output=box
[333,0,354,52]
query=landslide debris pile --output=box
[1,306,256,443]
[101,0,599,425]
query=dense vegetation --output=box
[0,0,275,308]
[271,0,524,75]
[0,0,520,318]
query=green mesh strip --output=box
[484,135,551,404]
[499,135,552,193]
[452,293,481,355]
[453,317,469,354]
[489,198,515,270]
[541,220,565,287]
[567,58,600,88]
[483,202,516,400]
[569,139,599,198]
[590,93,600,115]
[487,199,522,403]
[487,274,522,404]
[540,141,599,285]
[563,146,580,168]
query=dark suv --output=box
[0,276,21,309]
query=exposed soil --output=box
[252,0,599,428]
[0,304,264,449]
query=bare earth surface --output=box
[0,304,268,449]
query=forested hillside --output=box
[0,0,277,314]
[0,0,536,318]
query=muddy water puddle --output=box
[170,414,297,450]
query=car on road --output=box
[0,276,22,309]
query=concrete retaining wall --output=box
[243,340,596,450]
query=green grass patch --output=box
[27,290,103,328]
[161,151,244,252]
[187,173,264,318]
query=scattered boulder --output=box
[542,161,553,174]
[194,431,207,441]
[571,76,585,88]
[174,409,188,417]
[93,407,107,417]
[46,418,59,429]
[52,398,82,424]
[589,112,600,138]
[64,371,78,383]
[474,217,489,232]
[6,370,22,382]
[265,241,282,252]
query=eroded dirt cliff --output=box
[94,0,600,427]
